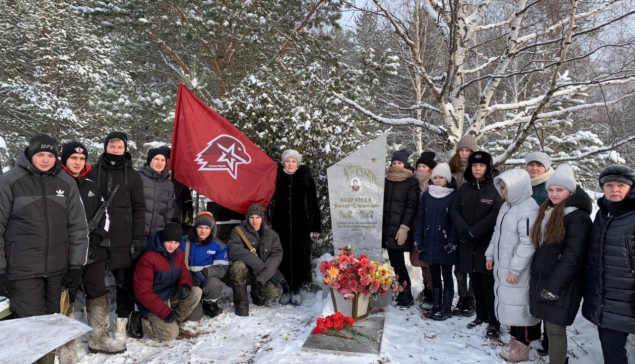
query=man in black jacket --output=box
[87,132,145,342]
[0,134,88,320]
[60,142,125,357]
[450,151,503,338]
[228,204,285,316]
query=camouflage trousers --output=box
[141,286,202,341]
[229,261,281,301]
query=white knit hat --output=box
[525,152,552,171]
[546,164,577,194]
[431,163,452,185]
[281,149,302,165]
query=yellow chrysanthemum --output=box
[327,266,340,279]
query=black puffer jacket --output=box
[87,152,145,270]
[382,175,419,251]
[582,188,635,334]
[65,165,109,264]
[530,187,592,326]
[138,165,174,239]
[0,152,89,279]
[450,174,503,274]
[228,220,283,284]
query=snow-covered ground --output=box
[70,252,634,364]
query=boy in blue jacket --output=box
[180,212,229,318]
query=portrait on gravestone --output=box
[351,178,361,193]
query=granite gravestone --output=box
[327,133,387,262]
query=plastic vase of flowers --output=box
[319,245,402,320]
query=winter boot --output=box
[452,297,465,316]
[202,300,223,318]
[421,288,433,310]
[233,284,249,316]
[486,321,501,339]
[86,295,126,354]
[425,288,442,318]
[467,317,486,328]
[499,337,529,363]
[59,305,79,364]
[290,290,303,306]
[126,311,143,339]
[433,290,454,321]
[114,317,128,342]
[460,296,475,317]
[396,287,414,308]
[251,285,267,307]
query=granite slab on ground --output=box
[301,316,385,356]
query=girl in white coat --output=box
[485,169,540,362]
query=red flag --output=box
[169,83,277,214]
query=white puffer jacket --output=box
[485,169,540,326]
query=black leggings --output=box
[430,264,454,292]
[388,249,411,289]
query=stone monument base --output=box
[301,316,385,356]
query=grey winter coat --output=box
[138,165,175,239]
[485,169,540,327]
[0,152,89,279]
[228,220,283,284]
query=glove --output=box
[460,229,474,242]
[0,273,9,297]
[62,267,82,290]
[130,239,144,260]
[415,241,424,253]
[178,285,191,300]
[163,310,178,323]
[540,288,559,301]
[395,224,410,246]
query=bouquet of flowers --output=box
[319,245,401,301]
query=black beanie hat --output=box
[391,150,410,167]
[104,132,128,152]
[158,146,171,160]
[61,142,88,166]
[27,133,59,159]
[415,151,437,170]
[464,151,493,181]
[161,222,183,243]
[146,148,169,166]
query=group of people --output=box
[1,130,633,364]
[383,135,635,364]
[0,132,321,364]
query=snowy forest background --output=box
[2,0,635,241]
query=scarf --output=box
[428,184,454,199]
[530,167,554,187]
[386,166,414,182]
[414,171,431,197]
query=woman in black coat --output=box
[382,150,419,308]
[582,165,635,364]
[529,165,592,364]
[270,150,321,306]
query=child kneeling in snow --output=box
[485,169,539,362]
[133,222,202,341]
[413,163,459,321]
[181,212,229,319]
